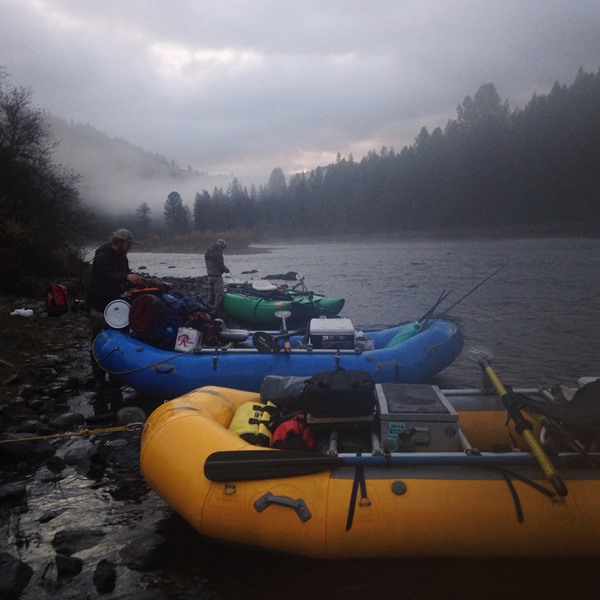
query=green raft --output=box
[224,280,345,328]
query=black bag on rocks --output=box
[302,368,376,418]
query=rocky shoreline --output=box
[0,276,215,599]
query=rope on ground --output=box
[0,422,145,444]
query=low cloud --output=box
[2,0,599,197]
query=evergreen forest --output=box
[189,67,600,237]
[1,66,599,284]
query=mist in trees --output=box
[135,201,152,238]
[2,64,598,286]
[168,67,600,239]
[164,191,189,235]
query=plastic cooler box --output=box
[309,318,355,349]
[376,383,460,451]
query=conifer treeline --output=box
[187,67,600,237]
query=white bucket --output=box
[104,299,130,329]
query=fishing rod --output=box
[436,262,509,320]
[418,289,451,324]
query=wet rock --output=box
[38,471,65,483]
[0,552,33,598]
[3,373,19,385]
[62,439,98,465]
[27,397,44,411]
[17,384,35,400]
[52,528,106,555]
[120,533,166,571]
[121,386,139,403]
[41,396,59,412]
[116,406,146,426]
[18,419,41,432]
[38,507,68,523]
[20,367,58,385]
[93,558,116,594]
[77,451,109,477]
[7,396,26,408]
[55,553,83,577]
[45,455,66,473]
[0,433,55,462]
[103,438,128,448]
[66,375,80,388]
[31,354,64,369]
[44,383,66,398]
[0,483,26,503]
[67,390,97,419]
[49,411,85,430]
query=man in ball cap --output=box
[87,229,149,393]
[88,229,147,317]
[204,238,230,313]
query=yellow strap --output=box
[0,423,143,444]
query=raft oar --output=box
[203,449,586,482]
[275,309,292,352]
[479,359,568,498]
[252,329,305,353]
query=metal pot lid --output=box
[104,299,130,329]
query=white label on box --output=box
[175,327,201,352]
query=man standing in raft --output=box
[205,238,230,314]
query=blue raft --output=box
[92,318,464,399]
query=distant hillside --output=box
[46,114,232,216]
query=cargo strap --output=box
[346,463,371,531]
[495,466,558,524]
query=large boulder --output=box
[0,552,33,598]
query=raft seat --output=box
[218,328,250,343]
[214,319,250,343]
[251,280,278,291]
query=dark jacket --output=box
[205,245,229,277]
[87,242,131,311]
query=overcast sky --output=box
[2,0,600,188]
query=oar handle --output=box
[521,429,569,497]
[479,360,568,498]
[482,363,507,396]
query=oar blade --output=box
[252,331,276,353]
[204,450,342,481]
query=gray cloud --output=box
[2,0,599,191]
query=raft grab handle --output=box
[253,492,312,522]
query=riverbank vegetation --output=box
[1,66,599,288]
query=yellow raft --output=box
[140,377,600,558]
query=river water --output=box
[131,236,600,389]
[24,237,599,599]
[128,237,600,599]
